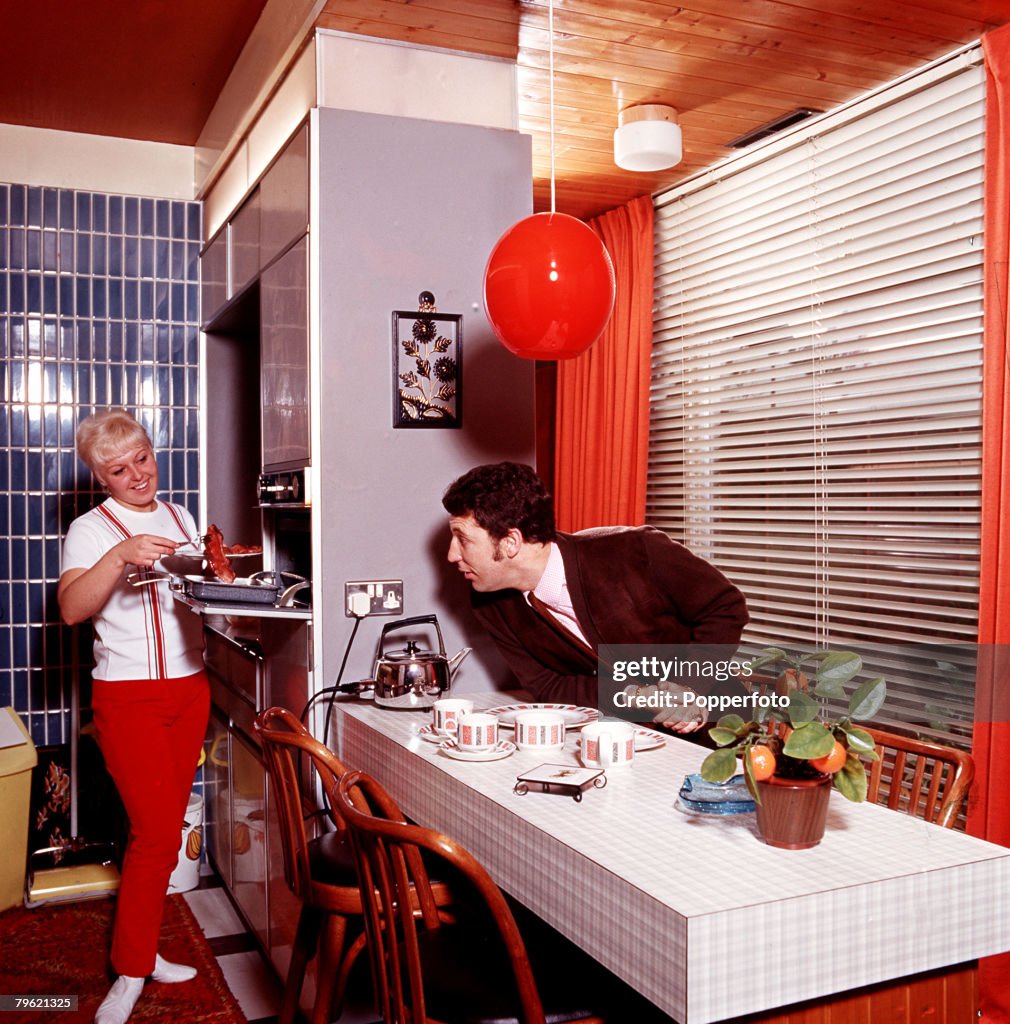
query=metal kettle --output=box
[371,614,471,708]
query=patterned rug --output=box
[0,893,246,1024]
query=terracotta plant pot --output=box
[753,773,832,849]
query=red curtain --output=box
[554,196,654,532]
[969,22,1010,1024]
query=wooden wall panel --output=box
[720,961,978,1024]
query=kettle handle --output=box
[379,614,446,656]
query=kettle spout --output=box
[447,647,472,679]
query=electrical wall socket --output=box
[345,580,404,617]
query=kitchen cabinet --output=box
[200,229,228,324]
[260,124,308,270]
[229,188,261,297]
[230,728,269,952]
[260,236,309,470]
[204,709,231,891]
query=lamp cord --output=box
[548,0,556,214]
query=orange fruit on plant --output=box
[749,745,777,781]
[811,740,847,774]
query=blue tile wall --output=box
[0,182,202,746]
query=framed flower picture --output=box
[392,294,462,428]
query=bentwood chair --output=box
[862,726,974,829]
[334,768,607,1024]
[255,706,367,1024]
[255,707,456,1024]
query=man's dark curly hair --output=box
[442,462,556,544]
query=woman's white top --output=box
[62,498,205,681]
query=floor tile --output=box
[216,949,283,1021]
[183,887,245,939]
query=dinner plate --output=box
[485,703,600,729]
[439,739,516,762]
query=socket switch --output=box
[345,580,404,617]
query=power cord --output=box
[299,608,367,748]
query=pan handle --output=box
[126,570,172,587]
[278,580,311,607]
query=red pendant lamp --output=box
[482,0,615,360]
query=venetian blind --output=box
[648,50,985,746]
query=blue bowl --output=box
[678,773,756,815]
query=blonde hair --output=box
[76,409,153,476]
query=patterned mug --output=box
[432,698,473,735]
[514,711,566,751]
[456,712,498,751]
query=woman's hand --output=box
[114,534,181,570]
[58,534,182,625]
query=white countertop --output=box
[337,693,1010,1023]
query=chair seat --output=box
[307,829,359,887]
[415,923,601,1024]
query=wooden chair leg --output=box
[331,928,369,1019]
[281,905,323,1024]
[310,913,348,1024]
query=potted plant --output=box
[700,648,887,848]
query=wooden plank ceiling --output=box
[319,0,1007,220]
[0,0,1005,221]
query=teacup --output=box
[432,697,473,736]
[456,712,498,752]
[580,721,636,769]
[514,711,566,751]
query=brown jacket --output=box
[471,525,749,707]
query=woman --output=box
[59,409,208,1024]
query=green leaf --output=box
[783,722,835,759]
[786,691,819,725]
[700,747,739,783]
[746,649,788,672]
[715,714,746,733]
[709,727,740,748]
[810,652,859,698]
[841,725,877,755]
[833,756,868,802]
[848,677,886,720]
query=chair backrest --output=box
[862,726,974,829]
[335,769,548,1024]
[254,705,351,900]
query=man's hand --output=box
[647,682,708,734]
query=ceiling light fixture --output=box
[481,0,615,360]
[614,104,682,172]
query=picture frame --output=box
[392,302,463,429]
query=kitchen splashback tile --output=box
[1,180,201,746]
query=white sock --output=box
[94,976,143,1024]
[150,953,197,984]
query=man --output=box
[443,462,749,733]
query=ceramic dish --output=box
[485,703,599,729]
[633,728,666,751]
[416,723,450,743]
[574,726,665,752]
[677,773,755,815]
[439,739,517,762]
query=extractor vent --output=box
[726,108,823,149]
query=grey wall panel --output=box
[314,107,535,695]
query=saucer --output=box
[439,739,516,762]
[417,724,452,743]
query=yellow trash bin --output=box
[0,707,38,911]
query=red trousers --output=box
[91,671,209,978]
